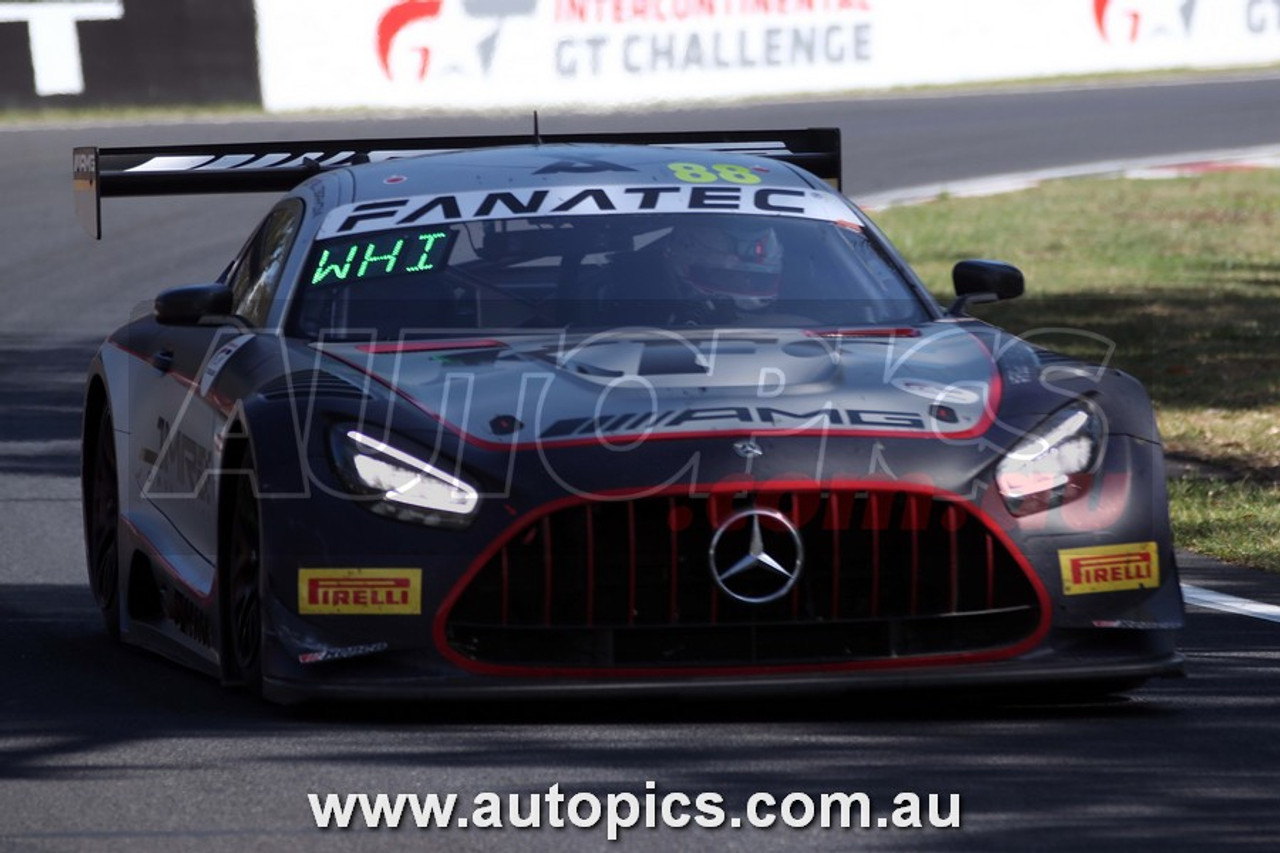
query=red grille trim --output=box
[434,479,1050,678]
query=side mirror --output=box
[154,283,233,325]
[948,260,1024,316]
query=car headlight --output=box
[333,428,479,526]
[995,402,1103,516]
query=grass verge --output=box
[874,169,1280,570]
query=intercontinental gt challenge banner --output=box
[253,0,1280,112]
[3,1,1280,112]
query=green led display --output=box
[309,230,451,286]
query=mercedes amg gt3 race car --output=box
[74,128,1184,703]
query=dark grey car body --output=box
[75,129,1184,703]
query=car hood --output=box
[314,325,1000,447]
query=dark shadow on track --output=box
[7,582,1280,850]
[0,335,101,477]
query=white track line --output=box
[858,143,1280,210]
[1181,584,1280,625]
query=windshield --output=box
[290,213,932,340]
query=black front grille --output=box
[445,490,1042,670]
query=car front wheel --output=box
[85,408,120,638]
[225,460,263,695]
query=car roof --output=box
[342,143,826,202]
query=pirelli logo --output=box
[298,569,422,615]
[1059,542,1159,596]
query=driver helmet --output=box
[665,218,783,310]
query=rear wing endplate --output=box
[73,128,841,239]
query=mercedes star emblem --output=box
[708,507,804,604]
[733,439,764,459]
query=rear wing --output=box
[73,128,841,239]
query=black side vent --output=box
[1033,348,1083,366]
[259,372,370,401]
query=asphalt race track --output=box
[3,73,1280,851]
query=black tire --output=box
[85,408,121,639]
[225,464,264,695]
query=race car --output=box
[75,127,1184,703]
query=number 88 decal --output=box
[667,162,763,185]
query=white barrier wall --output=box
[255,0,1280,112]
